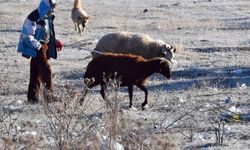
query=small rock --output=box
[143,9,148,13]
[154,125,159,129]
[224,96,232,104]
[129,132,136,138]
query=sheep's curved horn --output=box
[170,45,173,50]
[164,44,172,50]
[169,45,177,53]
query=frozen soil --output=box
[0,0,250,149]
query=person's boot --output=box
[28,97,39,104]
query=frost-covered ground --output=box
[0,0,250,149]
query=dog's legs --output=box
[77,23,81,34]
[74,23,78,32]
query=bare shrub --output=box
[0,71,47,149]
[0,108,45,149]
[94,76,124,149]
[177,114,200,142]
[82,75,176,149]
[120,119,176,150]
[0,71,13,97]
[0,110,20,149]
[42,84,102,149]
[204,100,231,146]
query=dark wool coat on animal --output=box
[82,53,171,110]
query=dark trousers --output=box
[27,47,52,102]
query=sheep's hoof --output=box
[129,106,138,111]
[142,104,149,110]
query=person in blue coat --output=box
[17,0,63,104]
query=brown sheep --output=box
[81,53,171,110]
[71,0,89,35]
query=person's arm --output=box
[49,14,63,52]
[22,18,42,50]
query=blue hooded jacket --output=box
[17,0,57,59]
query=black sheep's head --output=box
[158,58,171,79]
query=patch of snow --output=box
[239,83,247,89]
[178,97,186,103]
[229,106,241,113]
[30,131,37,137]
[3,104,22,113]
[14,100,22,106]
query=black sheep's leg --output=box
[80,81,99,105]
[136,84,148,110]
[128,85,133,108]
[80,88,89,105]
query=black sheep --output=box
[81,53,171,110]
